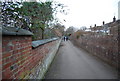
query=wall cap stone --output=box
[2,27,33,36]
[32,37,59,48]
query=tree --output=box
[1,1,31,31]
[1,2,20,27]
[21,1,68,40]
[53,23,65,36]
[80,26,87,31]
[21,1,54,39]
[1,1,68,40]
[65,26,76,36]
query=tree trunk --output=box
[41,28,44,39]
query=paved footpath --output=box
[44,41,118,79]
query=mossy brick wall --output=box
[2,35,59,79]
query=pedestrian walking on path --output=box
[63,36,66,41]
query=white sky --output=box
[52,0,120,29]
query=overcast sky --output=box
[52,0,120,29]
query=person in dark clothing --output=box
[66,36,69,41]
[63,36,66,41]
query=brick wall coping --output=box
[32,37,59,48]
[2,27,33,36]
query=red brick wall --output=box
[2,36,57,79]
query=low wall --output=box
[2,27,61,79]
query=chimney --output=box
[103,21,105,25]
[113,16,116,22]
[90,26,92,28]
[94,24,96,27]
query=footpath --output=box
[44,41,117,79]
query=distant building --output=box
[118,1,120,19]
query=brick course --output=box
[2,35,58,79]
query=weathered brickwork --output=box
[2,35,59,79]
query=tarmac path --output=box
[44,40,118,79]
